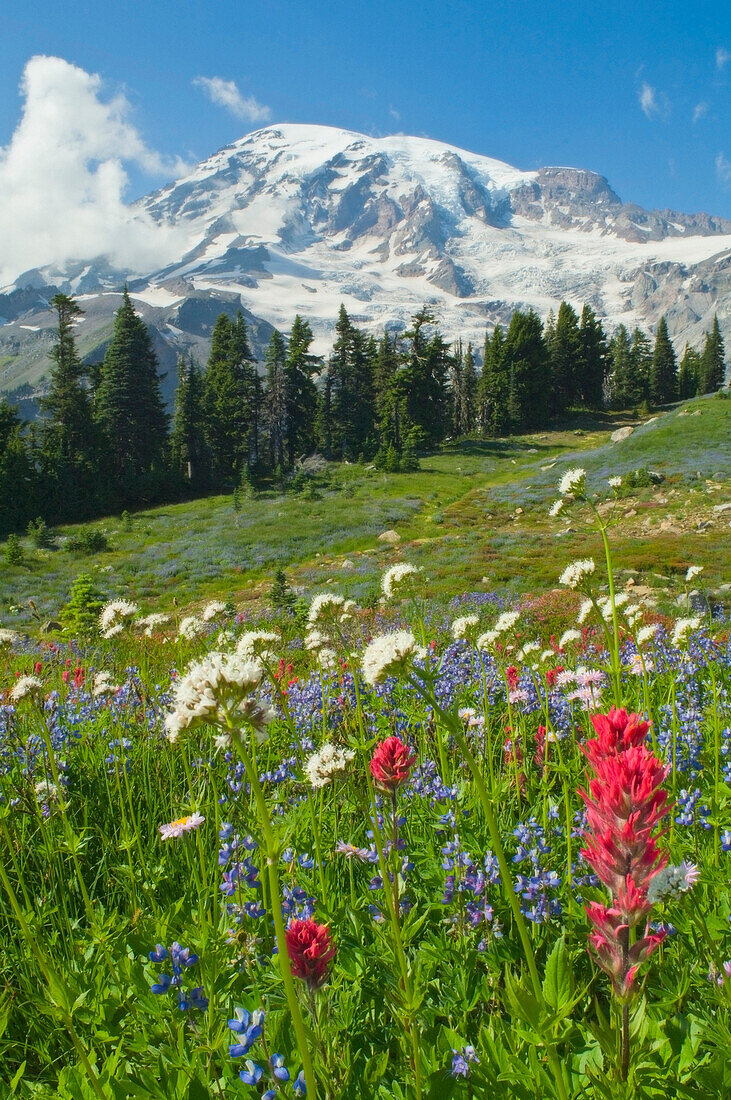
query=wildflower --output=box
[451,1046,480,1078]
[476,630,498,649]
[361,630,424,686]
[91,670,117,697]
[9,676,43,702]
[636,623,659,647]
[137,612,170,637]
[236,630,280,661]
[0,628,19,647]
[164,653,273,742]
[580,707,670,998]
[685,565,703,582]
[494,610,520,634]
[99,599,139,639]
[370,735,417,791]
[558,467,586,497]
[306,593,345,626]
[178,615,206,641]
[647,861,700,904]
[239,1061,264,1086]
[270,1054,290,1082]
[148,942,207,1011]
[285,919,336,989]
[293,1071,307,1096]
[559,628,581,648]
[559,558,595,589]
[35,778,59,805]
[381,562,420,600]
[671,617,700,647]
[304,743,355,788]
[451,613,480,641]
[577,598,593,624]
[201,600,227,621]
[159,812,205,840]
[608,476,623,489]
[548,499,564,517]
[228,1007,265,1055]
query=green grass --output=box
[0,395,728,628]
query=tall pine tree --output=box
[170,355,207,485]
[700,315,725,394]
[650,316,677,405]
[285,315,320,466]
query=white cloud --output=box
[716,46,729,70]
[693,101,708,123]
[388,106,401,122]
[193,76,271,122]
[0,55,189,286]
[716,152,731,186]
[638,82,669,120]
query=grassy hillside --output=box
[0,394,728,630]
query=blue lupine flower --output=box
[293,1071,307,1096]
[270,1053,290,1081]
[239,1061,263,1085]
[451,1045,480,1078]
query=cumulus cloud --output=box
[716,153,731,186]
[193,76,271,122]
[0,55,189,286]
[716,46,729,70]
[693,101,708,123]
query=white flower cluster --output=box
[0,628,19,647]
[558,558,595,589]
[361,630,425,686]
[35,779,60,805]
[92,671,117,697]
[178,615,206,641]
[476,609,520,650]
[381,563,421,600]
[451,613,480,641]
[99,600,139,639]
[304,742,355,788]
[558,467,587,497]
[307,593,345,625]
[9,675,43,702]
[236,630,280,661]
[607,476,623,490]
[164,653,273,743]
[577,599,593,624]
[137,612,170,637]
[559,628,581,648]
[685,565,703,583]
[671,617,700,647]
[636,623,660,648]
[548,499,564,518]
[201,601,228,622]
[647,861,700,904]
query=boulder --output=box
[378,529,401,544]
[611,425,634,443]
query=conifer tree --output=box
[264,329,288,471]
[677,345,701,400]
[285,315,320,466]
[650,316,677,405]
[608,324,633,408]
[449,340,464,436]
[327,305,376,458]
[170,355,207,484]
[460,342,478,434]
[700,315,725,393]
[401,307,449,446]
[202,311,258,482]
[373,332,405,451]
[502,308,549,430]
[95,288,168,499]
[578,303,609,408]
[39,294,96,517]
[547,301,581,416]
[628,328,653,407]
[479,325,509,435]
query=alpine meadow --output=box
[1,21,731,1100]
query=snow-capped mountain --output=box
[2,123,731,405]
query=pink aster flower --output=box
[159,812,205,840]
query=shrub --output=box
[27,517,55,549]
[59,572,105,638]
[5,533,23,566]
[66,529,110,554]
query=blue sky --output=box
[1,0,730,230]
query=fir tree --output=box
[578,303,609,408]
[95,288,168,499]
[628,327,653,407]
[285,315,320,465]
[700,315,725,394]
[39,294,96,518]
[650,316,677,405]
[264,329,288,471]
[373,332,406,451]
[202,311,258,482]
[170,355,207,484]
[502,308,549,430]
[608,324,633,408]
[328,305,376,458]
[479,325,509,436]
[401,307,449,446]
[677,345,701,400]
[547,301,581,416]
[460,343,478,434]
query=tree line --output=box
[0,291,725,538]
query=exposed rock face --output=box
[2,123,730,408]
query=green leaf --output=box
[542,936,571,1013]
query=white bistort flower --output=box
[361,630,425,686]
[685,565,703,583]
[137,612,170,637]
[548,499,564,517]
[0,628,19,647]
[476,630,498,649]
[178,615,206,641]
[201,601,228,622]
[607,476,623,490]
[559,629,581,648]
[493,610,520,635]
[577,598,593,624]
[92,671,117,697]
[558,467,586,497]
[236,630,280,661]
[99,599,139,639]
[304,742,355,789]
[10,675,43,702]
[381,562,421,600]
[671,617,700,647]
[636,623,660,647]
[165,653,274,743]
[307,593,345,626]
[559,559,595,589]
[451,614,480,641]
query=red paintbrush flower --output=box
[579,708,671,1001]
[369,735,417,791]
[285,919,336,989]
